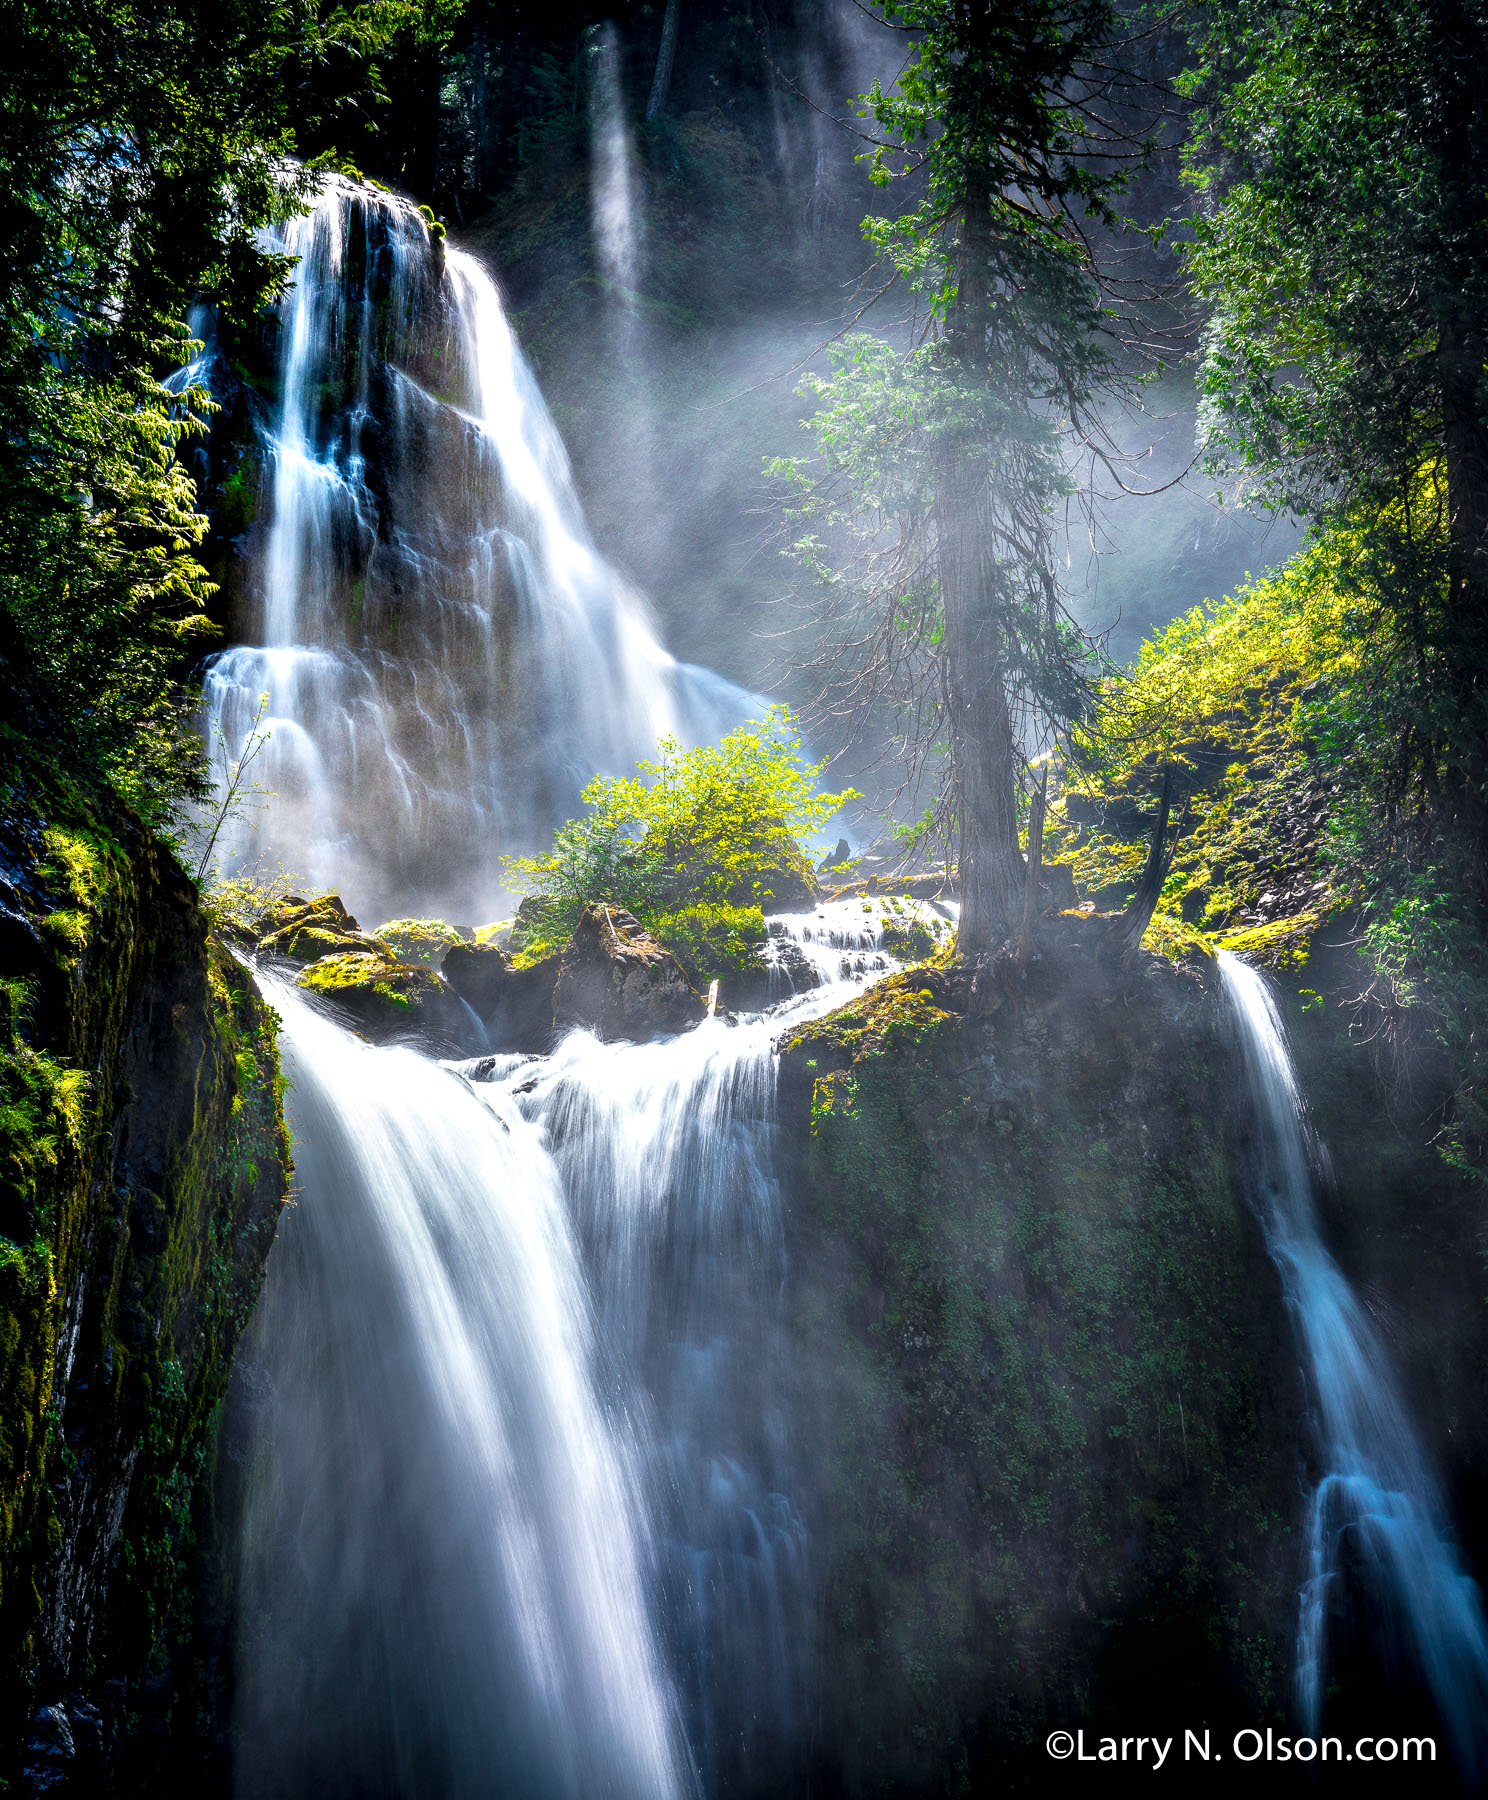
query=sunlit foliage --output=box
[504,707,856,948]
[1182,0,1488,873]
[1050,536,1353,950]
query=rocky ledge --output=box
[247,896,707,1053]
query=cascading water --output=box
[1219,950,1488,1772]
[231,980,688,1800]
[202,177,756,923]
[230,900,945,1796]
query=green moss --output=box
[296,949,458,1039]
[1046,538,1354,958]
[783,967,957,1073]
[373,917,465,967]
[299,950,406,995]
[1215,911,1322,970]
[0,724,291,1766]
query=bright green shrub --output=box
[504,708,857,943]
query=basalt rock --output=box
[775,944,1305,1792]
[760,932,823,1000]
[295,950,471,1050]
[441,944,561,1054]
[441,941,511,1017]
[552,906,704,1042]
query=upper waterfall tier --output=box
[203,176,758,924]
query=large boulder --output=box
[372,917,468,967]
[295,950,471,1049]
[442,942,564,1054]
[252,893,386,965]
[441,941,511,1017]
[552,906,705,1042]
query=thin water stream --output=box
[1220,950,1488,1774]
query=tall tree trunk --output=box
[937,458,1023,950]
[646,0,682,120]
[938,188,1024,955]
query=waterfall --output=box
[590,26,643,309]
[231,901,943,1795]
[1218,949,1488,1771]
[231,979,687,1800]
[201,176,757,924]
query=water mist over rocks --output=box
[203,176,760,925]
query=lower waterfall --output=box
[229,902,945,1797]
[1220,949,1488,1774]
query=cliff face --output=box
[776,937,1306,1793]
[0,725,289,1792]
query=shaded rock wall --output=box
[0,728,290,1792]
[776,947,1306,1793]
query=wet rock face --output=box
[441,941,510,1016]
[443,943,562,1054]
[775,946,1305,1793]
[552,906,705,1042]
[760,933,822,999]
[0,733,290,1789]
[296,951,472,1048]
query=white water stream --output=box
[1220,950,1488,1773]
[202,178,756,923]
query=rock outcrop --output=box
[253,893,386,963]
[552,906,705,1041]
[442,943,562,1053]
[0,733,290,1790]
[248,895,473,1050]
[774,941,1304,1792]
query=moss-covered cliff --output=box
[777,939,1305,1793]
[0,717,290,1792]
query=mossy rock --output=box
[552,907,705,1042]
[251,892,346,937]
[776,940,1301,1790]
[259,921,386,964]
[296,951,470,1047]
[373,917,467,967]
[0,708,290,1777]
[254,893,388,966]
